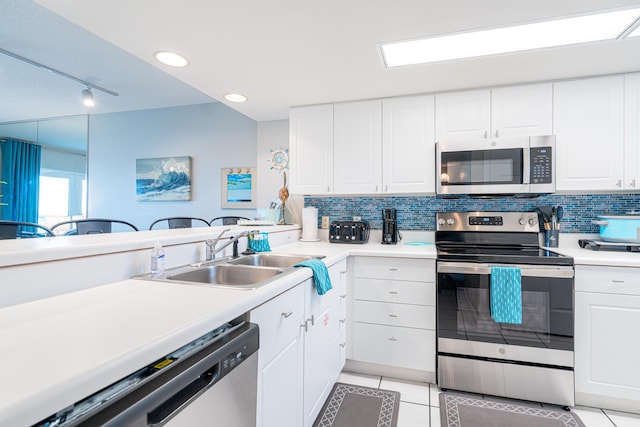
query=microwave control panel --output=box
[530,147,552,184]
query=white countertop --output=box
[547,233,640,268]
[0,238,436,426]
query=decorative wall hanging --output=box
[221,167,257,208]
[136,156,192,202]
[268,147,289,171]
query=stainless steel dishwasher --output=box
[33,316,258,427]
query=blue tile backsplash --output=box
[305,194,640,233]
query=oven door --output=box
[436,140,528,195]
[437,261,574,353]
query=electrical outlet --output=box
[353,216,362,222]
[321,216,330,229]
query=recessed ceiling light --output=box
[224,93,248,103]
[380,7,640,68]
[154,51,190,67]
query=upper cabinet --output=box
[289,104,334,195]
[554,76,625,191]
[435,83,552,141]
[382,95,436,194]
[290,97,436,195]
[625,73,640,190]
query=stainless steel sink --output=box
[227,253,324,268]
[167,264,283,287]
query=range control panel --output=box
[436,212,539,233]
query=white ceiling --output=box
[5,0,640,124]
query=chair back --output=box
[0,221,54,239]
[149,217,210,230]
[52,219,139,235]
[210,216,250,226]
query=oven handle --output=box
[437,261,574,278]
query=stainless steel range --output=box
[436,211,575,407]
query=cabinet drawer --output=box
[353,257,434,282]
[576,266,640,295]
[352,323,435,372]
[354,300,434,329]
[250,284,305,363]
[354,278,435,305]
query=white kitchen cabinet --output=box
[435,84,552,142]
[250,284,305,427]
[349,256,436,378]
[303,259,346,427]
[554,75,625,191]
[333,100,382,194]
[289,104,334,195]
[382,95,436,193]
[625,73,640,190]
[575,265,640,414]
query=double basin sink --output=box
[137,253,325,290]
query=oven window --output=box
[437,272,573,350]
[440,148,523,186]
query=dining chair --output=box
[210,216,250,226]
[149,217,210,230]
[0,221,55,239]
[51,219,139,235]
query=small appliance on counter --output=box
[578,211,640,252]
[329,220,369,243]
[382,208,400,244]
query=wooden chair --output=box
[0,221,55,239]
[149,217,210,230]
[51,218,139,235]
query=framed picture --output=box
[221,167,256,208]
[136,156,192,202]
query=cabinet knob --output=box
[630,179,636,188]
[616,180,622,187]
[281,311,293,318]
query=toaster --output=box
[329,221,370,244]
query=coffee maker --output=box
[382,208,399,244]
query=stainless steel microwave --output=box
[436,135,555,196]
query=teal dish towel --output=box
[490,266,523,324]
[294,259,333,296]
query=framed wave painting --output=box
[221,167,256,208]
[136,157,192,202]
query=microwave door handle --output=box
[522,147,530,184]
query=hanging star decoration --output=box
[268,147,289,172]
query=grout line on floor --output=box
[602,409,617,427]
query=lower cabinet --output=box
[251,259,347,427]
[575,265,640,414]
[348,256,436,380]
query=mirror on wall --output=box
[0,115,88,228]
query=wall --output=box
[306,193,640,233]
[88,102,257,230]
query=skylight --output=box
[381,8,640,68]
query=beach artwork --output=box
[136,157,192,202]
[221,167,256,208]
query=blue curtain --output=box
[0,139,42,222]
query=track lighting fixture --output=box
[82,88,96,107]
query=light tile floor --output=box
[337,371,640,427]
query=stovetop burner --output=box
[435,211,574,266]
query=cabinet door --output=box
[491,83,552,138]
[258,336,304,427]
[575,292,640,405]
[554,76,624,191]
[435,89,491,141]
[289,104,334,194]
[333,100,382,194]
[625,73,640,190]
[382,95,435,193]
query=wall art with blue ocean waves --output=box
[136,156,192,202]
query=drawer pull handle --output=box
[282,311,293,318]
[388,337,397,341]
[340,270,347,275]
[339,343,346,348]
[612,280,625,284]
[389,291,398,295]
[388,314,398,318]
[389,268,398,271]
[340,319,346,324]
[340,294,347,299]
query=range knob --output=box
[519,218,527,225]
[437,218,446,226]
[446,218,455,225]
[528,218,537,226]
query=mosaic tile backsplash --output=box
[305,193,640,233]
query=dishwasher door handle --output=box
[147,363,220,427]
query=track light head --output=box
[82,88,95,107]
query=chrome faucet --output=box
[205,230,255,260]
[205,228,231,261]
